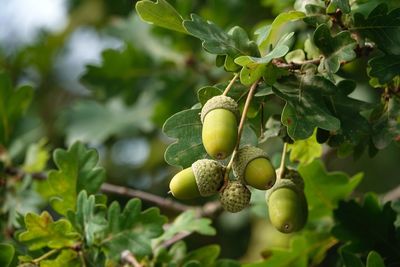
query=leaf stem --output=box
[222,79,260,185]
[32,248,59,264]
[222,73,239,96]
[278,142,288,181]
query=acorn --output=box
[201,95,239,160]
[220,181,251,213]
[169,159,224,199]
[266,170,308,233]
[232,145,276,190]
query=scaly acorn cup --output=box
[232,145,276,190]
[169,159,225,199]
[220,181,251,213]
[266,170,308,233]
[201,95,239,160]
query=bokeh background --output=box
[1,0,399,261]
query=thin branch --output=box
[101,183,192,213]
[161,231,191,248]
[222,73,239,96]
[278,143,289,181]
[32,248,59,264]
[121,251,143,267]
[382,185,400,202]
[222,80,260,185]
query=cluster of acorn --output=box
[169,95,308,233]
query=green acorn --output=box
[169,159,224,199]
[201,95,239,160]
[266,170,308,233]
[220,181,251,213]
[232,145,276,190]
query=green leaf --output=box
[215,259,241,267]
[80,45,153,104]
[197,86,223,106]
[183,14,259,59]
[288,131,322,165]
[340,246,365,267]
[256,11,305,52]
[366,251,386,267]
[40,249,80,267]
[63,94,155,145]
[326,80,372,149]
[22,139,49,173]
[0,72,33,144]
[163,109,207,168]
[135,0,187,33]
[154,210,216,246]
[48,142,106,215]
[67,191,107,246]
[273,74,340,140]
[369,54,400,84]
[0,244,14,267]
[18,211,80,250]
[353,4,400,55]
[235,32,294,85]
[285,49,305,64]
[333,193,400,264]
[244,233,335,267]
[313,24,357,73]
[327,0,351,14]
[102,198,166,261]
[299,160,362,220]
[372,97,400,149]
[183,245,220,266]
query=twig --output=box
[121,250,143,267]
[222,73,239,96]
[382,185,400,202]
[222,80,260,185]
[31,248,59,264]
[161,231,191,248]
[278,143,288,180]
[101,183,193,213]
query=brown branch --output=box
[382,185,400,202]
[121,251,143,267]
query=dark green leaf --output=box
[135,0,187,33]
[40,249,80,267]
[313,24,357,73]
[327,0,351,14]
[353,4,400,55]
[0,72,33,144]
[102,198,166,261]
[326,80,372,149]
[340,246,365,267]
[163,109,207,168]
[273,74,340,140]
[197,86,223,106]
[372,97,400,149]
[18,211,80,250]
[333,193,400,264]
[215,259,241,267]
[183,14,259,59]
[299,160,362,220]
[366,251,386,267]
[48,142,106,215]
[369,54,400,84]
[0,244,14,267]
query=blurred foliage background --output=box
[0,0,399,262]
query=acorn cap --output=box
[232,145,270,183]
[220,181,251,213]
[200,95,239,123]
[266,169,304,202]
[192,159,225,196]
